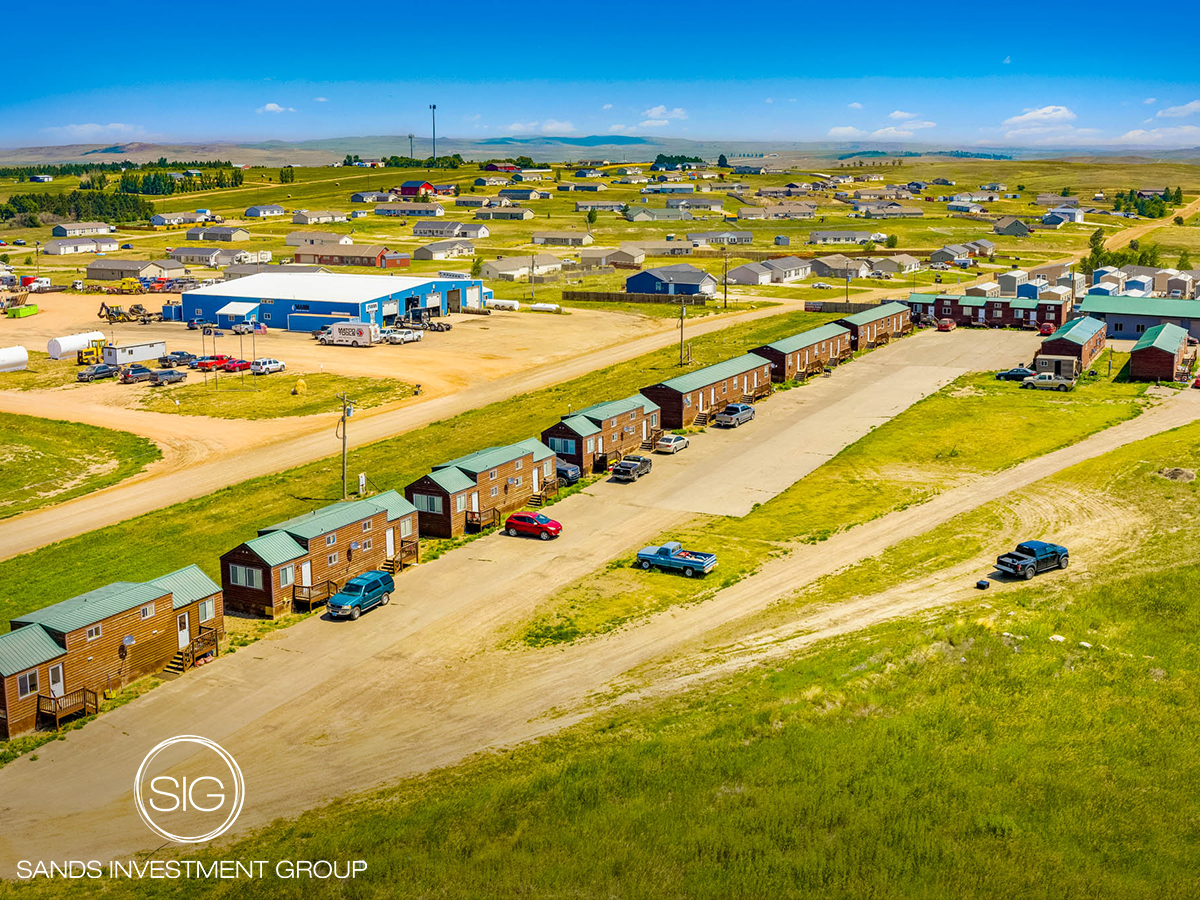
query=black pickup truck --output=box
[996,541,1069,580]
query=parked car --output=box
[636,542,718,578]
[250,358,286,375]
[1022,372,1074,392]
[150,368,187,385]
[1039,322,1056,336]
[76,364,119,383]
[385,328,423,344]
[655,434,690,454]
[937,318,956,332]
[326,571,395,620]
[121,243,134,250]
[556,461,581,485]
[811,281,833,289]
[221,358,251,372]
[996,366,1036,382]
[231,322,256,334]
[712,403,755,428]
[158,351,196,368]
[995,540,1069,580]
[194,355,232,371]
[13,239,26,246]
[504,512,562,540]
[612,454,653,482]
[118,364,156,384]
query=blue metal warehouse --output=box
[163,272,490,331]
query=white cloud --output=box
[1157,100,1200,118]
[873,121,936,138]
[640,105,687,121]
[541,119,576,134]
[788,98,797,103]
[257,102,295,114]
[765,97,774,104]
[602,103,613,110]
[1003,105,1076,127]
[313,96,328,102]
[1002,55,1011,64]
[41,122,147,141]
[1143,97,1157,105]
[1117,125,1200,145]
[847,101,864,109]
[827,125,867,138]
[506,121,540,133]
[608,123,633,134]
[888,110,917,120]
[639,119,670,128]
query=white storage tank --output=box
[0,345,29,372]
[46,331,105,360]
[488,298,520,311]
[529,303,560,313]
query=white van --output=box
[319,322,381,347]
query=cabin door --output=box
[642,419,647,440]
[299,561,311,587]
[385,528,395,558]
[48,663,64,699]
[977,308,985,322]
[471,492,479,512]
[177,612,189,650]
[533,467,540,492]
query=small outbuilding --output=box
[1129,323,1190,381]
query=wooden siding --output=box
[752,334,850,382]
[1130,344,1184,381]
[1041,330,1106,369]
[911,297,1069,330]
[836,308,912,349]
[405,452,556,538]
[641,360,772,429]
[541,421,601,473]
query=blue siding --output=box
[626,271,705,295]
[1091,312,1200,341]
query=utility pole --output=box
[530,251,536,303]
[679,297,686,366]
[337,393,353,500]
[722,246,728,309]
[408,133,414,159]
[429,104,437,164]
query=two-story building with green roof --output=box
[834,301,912,350]
[405,439,557,537]
[640,353,774,429]
[540,394,662,473]
[750,323,852,381]
[219,490,418,618]
[0,565,222,737]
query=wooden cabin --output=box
[405,439,557,538]
[640,354,773,429]
[1130,322,1190,381]
[1037,316,1107,372]
[907,292,1070,330]
[541,394,662,473]
[835,302,912,350]
[0,566,222,737]
[751,323,851,381]
[220,490,419,618]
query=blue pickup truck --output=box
[636,542,718,578]
[995,541,1069,580]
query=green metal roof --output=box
[437,444,526,475]
[1044,316,1105,346]
[0,625,65,677]
[573,393,660,424]
[514,438,555,462]
[650,353,769,394]
[761,323,850,354]
[838,301,910,327]
[263,497,384,541]
[12,582,166,634]
[1081,294,1200,319]
[1132,322,1188,354]
[424,467,477,494]
[1008,297,1041,310]
[149,565,221,610]
[244,530,307,567]
[367,489,418,520]
[558,414,601,437]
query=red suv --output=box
[504,512,562,540]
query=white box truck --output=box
[319,322,381,347]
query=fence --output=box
[803,300,902,314]
[563,290,708,306]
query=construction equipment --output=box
[128,303,164,324]
[98,301,133,323]
[0,291,30,312]
[76,338,107,366]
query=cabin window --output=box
[991,309,1002,318]
[263,313,272,321]
[325,534,337,546]
[280,565,294,588]
[413,494,443,514]
[195,308,203,315]
[17,670,38,699]
[650,413,658,426]
[586,438,595,453]
[1135,323,1146,333]
[514,459,523,470]
[229,564,263,590]
[548,437,575,455]
[456,494,468,513]
[513,476,523,487]
[543,460,552,477]
[87,624,102,641]
[942,307,952,315]
[489,469,497,481]
[490,485,499,498]
[362,538,373,551]
[1112,322,1123,332]
[327,552,339,566]
[199,599,215,623]
[628,412,636,421]
[683,396,691,407]
[140,603,155,620]
[361,520,372,532]
[721,383,727,395]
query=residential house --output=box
[574,200,626,212]
[375,202,445,217]
[640,354,774,428]
[965,281,1002,299]
[811,254,870,280]
[223,263,330,280]
[245,204,286,218]
[1036,316,1106,374]
[51,222,112,237]
[666,197,723,211]
[997,270,1029,295]
[185,226,249,242]
[687,230,752,245]
[1130,323,1190,381]
[292,210,348,225]
[351,191,391,203]
[623,240,693,257]
[474,177,508,187]
[835,302,912,349]
[994,216,1031,237]
[498,188,551,201]
[414,240,474,261]
[541,394,662,473]
[220,491,418,618]
[413,220,467,239]
[42,237,118,255]
[85,259,181,280]
[626,207,692,222]
[398,180,435,197]
[626,263,717,296]
[930,244,971,264]
[475,207,535,220]
[872,254,921,275]
[751,323,852,381]
[480,254,563,281]
[286,231,352,247]
[808,230,872,245]
[532,231,594,247]
[293,244,407,268]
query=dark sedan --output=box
[996,367,1036,382]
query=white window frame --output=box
[361,520,372,532]
[140,603,155,620]
[514,458,523,470]
[490,485,499,498]
[327,552,339,566]
[199,598,215,623]
[280,564,294,588]
[456,494,468,513]
[399,519,413,538]
[86,624,102,641]
[17,669,38,699]
[414,493,444,514]
[325,533,337,546]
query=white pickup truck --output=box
[1021,372,1075,392]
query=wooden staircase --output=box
[162,650,189,677]
[640,428,664,450]
[694,411,710,427]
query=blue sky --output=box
[4,0,1200,150]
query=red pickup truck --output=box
[194,354,232,371]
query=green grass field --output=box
[519,361,1149,645]
[136,372,412,419]
[0,412,160,519]
[0,350,84,391]
[14,420,1200,900]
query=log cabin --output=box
[405,439,557,537]
[1129,323,1190,381]
[541,394,663,473]
[835,302,912,350]
[220,490,419,618]
[0,566,222,737]
[751,323,852,381]
[640,354,774,429]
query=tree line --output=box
[0,191,156,224]
[1079,228,1191,274]
[0,158,235,178]
[115,168,244,196]
[1111,187,1182,218]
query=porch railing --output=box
[293,580,338,612]
[37,688,99,731]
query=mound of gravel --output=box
[1158,467,1196,483]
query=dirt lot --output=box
[14,328,1183,866]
